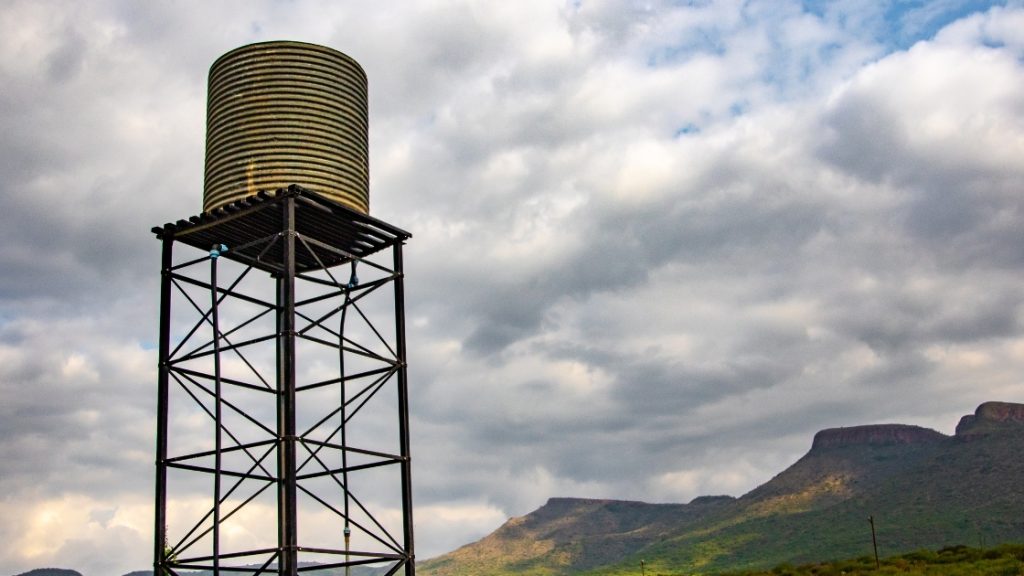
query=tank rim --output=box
[208,40,367,79]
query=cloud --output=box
[1,2,1023,575]
[0,494,151,576]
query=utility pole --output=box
[868,515,880,569]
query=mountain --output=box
[420,497,735,576]
[13,570,83,576]
[418,401,1024,576]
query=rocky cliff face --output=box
[955,401,1024,437]
[810,423,947,450]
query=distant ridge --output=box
[420,400,1024,576]
[13,570,83,576]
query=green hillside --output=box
[719,543,1024,576]
[419,401,1024,576]
[499,545,1024,576]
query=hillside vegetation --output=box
[420,401,1024,576]
[718,544,1024,576]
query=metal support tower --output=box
[153,185,414,576]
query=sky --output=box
[0,0,1023,574]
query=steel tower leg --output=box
[394,243,415,576]
[279,196,298,576]
[155,233,173,576]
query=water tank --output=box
[204,41,370,214]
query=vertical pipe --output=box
[339,267,352,575]
[280,197,299,576]
[211,249,223,574]
[155,233,173,576]
[393,243,415,575]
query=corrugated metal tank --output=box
[204,41,370,214]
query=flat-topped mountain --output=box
[419,401,1024,576]
[810,423,947,449]
[956,400,1024,437]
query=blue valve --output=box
[210,244,228,259]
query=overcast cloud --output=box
[1,1,1023,575]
